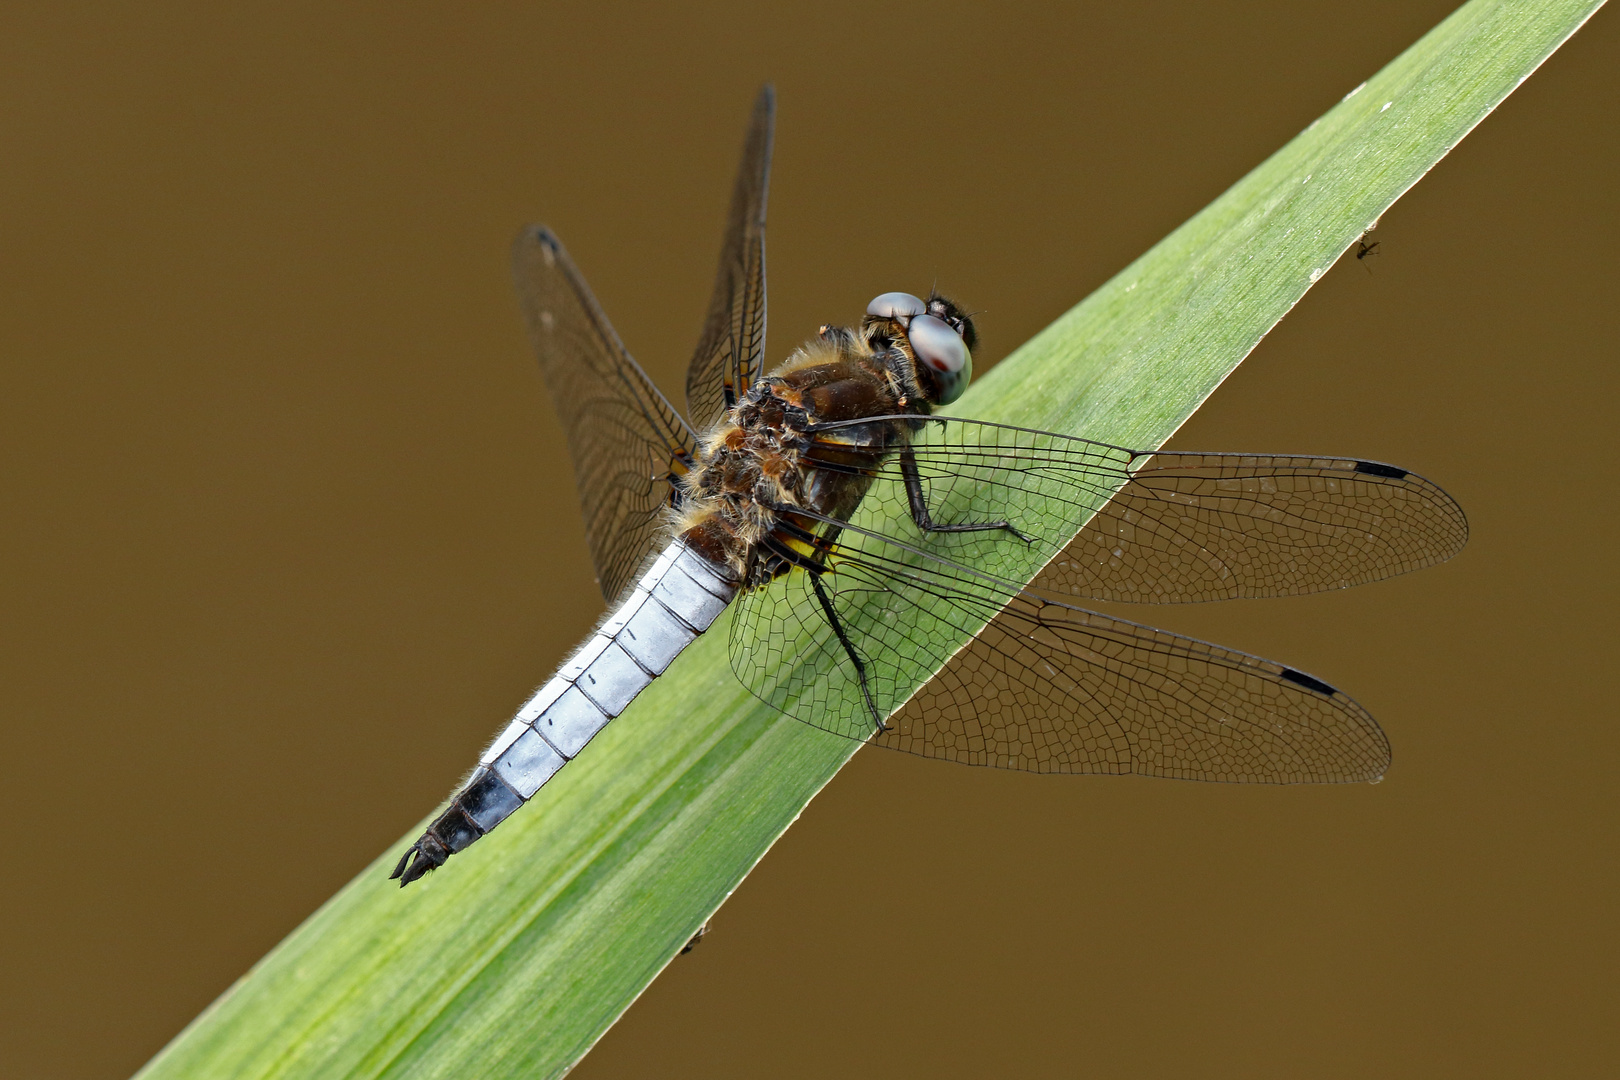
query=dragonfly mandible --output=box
[392,86,1467,885]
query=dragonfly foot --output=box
[680,922,711,954]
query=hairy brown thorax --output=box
[677,326,929,586]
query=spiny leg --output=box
[809,571,887,733]
[900,448,1033,543]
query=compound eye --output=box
[906,313,973,405]
[866,291,927,325]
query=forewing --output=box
[685,85,774,435]
[822,416,1467,603]
[728,542,1388,781]
[1034,450,1468,602]
[512,227,698,602]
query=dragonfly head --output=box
[863,291,976,407]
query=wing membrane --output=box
[512,227,698,602]
[729,414,1460,779]
[685,85,774,435]
[729,532,1388,781]
[890,591,1389,782]
[808,416,1468,603]
[1037,450,1468,602]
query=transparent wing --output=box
[685,85,774,436]
[811,415,1468,603]
[728,538,1389,781]
[1037,449,1467,602]
[512,227,698,602]
[727,414,1462,779]
[891,591,1389,781]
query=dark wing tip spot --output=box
[1355,460,1408,480]
[1279,667,1338,696]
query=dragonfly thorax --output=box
[677,328,924,586]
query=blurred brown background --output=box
[1,2,1615,1078]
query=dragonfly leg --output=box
[680,921,711,955]
[810,571,887,733]
[900,448,1033,543]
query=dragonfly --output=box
[392,87,1467,885]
